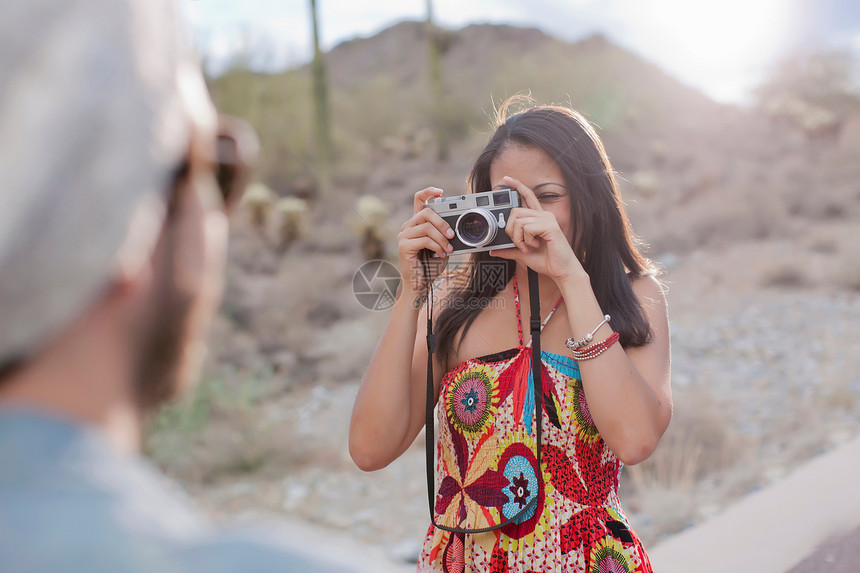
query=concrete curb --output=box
[647,434,860,573]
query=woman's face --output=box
[489,144,574,246]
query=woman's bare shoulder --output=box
[629,273,667,307]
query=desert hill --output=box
[208,20,860,256]
[324,21,716,130]
[209,20,726,185]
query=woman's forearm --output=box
[350,187,457,471]
[557,274,670,465]
[349,286,423,471]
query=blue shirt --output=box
[0,408,357,573]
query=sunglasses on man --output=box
[169,115,260,214]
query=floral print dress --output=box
[416,273,652,573]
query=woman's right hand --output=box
[397,187,455,300]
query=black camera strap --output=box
[423,258,544,534]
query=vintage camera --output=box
[423,187,521,256]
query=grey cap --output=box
[0,0,198,366]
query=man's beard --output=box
[132,226,201,414]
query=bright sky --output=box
[183,0,859,104]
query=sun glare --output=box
[620,0,797,102]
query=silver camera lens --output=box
[455,208,497,247]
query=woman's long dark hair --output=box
[434,100,657,370]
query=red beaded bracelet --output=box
[569,331,620,361]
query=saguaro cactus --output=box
[426,0,448,161]
[309,0,333,192]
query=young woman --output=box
[350,102,671,573]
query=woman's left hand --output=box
[489,176,585,284]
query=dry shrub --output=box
[787,192,849,221]
[809,237,838,254]
[834,257,860,291]
[628,387,743,493]
[627,487,698,542]
[821,202,848,219]
[628,425,703,495]
[623,387,750,541]
[761,261,810,288]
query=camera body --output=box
[423,188,521,256]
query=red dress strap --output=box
[512,272,564,348]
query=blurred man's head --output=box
[0,0,256,444]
